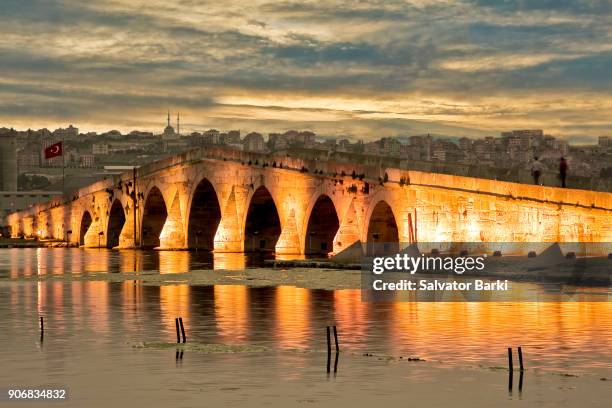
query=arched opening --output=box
[244,186,281,252]
[141,187,168,249]
[107,199,126,248]
[79,211,92,246]
[305,195,339,255]
[366,200,399,255]
[187,178,221,250]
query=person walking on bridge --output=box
[559,157,568,188]
[531,156,543,185]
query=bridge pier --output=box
[83,219,103,248]
[159,192,186,249]
[213,187,245,253]
[275,209,301,255]
[118,213,137,249]
[332,201,361,255]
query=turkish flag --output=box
[44,142,63,159]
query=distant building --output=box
[0,130,18,191]
[501,129,543,151]
[225,130,241,144]
[203,129,221,144]
[552,140,569,156]
[364,141,380,155]
[458,137,472,150]
[92,143,110,155]
[53,125,78,139]
[162,111,179,140]
[17,147,40,167]
[380,137,401,156]
[432,140,461,162]
[268,133,287,151]
[80,154,95,168]
[242,132,265,152]
[407,135,433,160]
[276,130,317,147]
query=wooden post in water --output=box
[518,347,524,371]
[334,351,339,374]
[179,317,186,343]
[175,318,180,344]
[40,316,44,333]
[508,347,513,372]
[333,326,339,352]
[508,369,513,393]
[326,326,332,373]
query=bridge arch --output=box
[107,199,126,248]
[304,194,340,255]
[187,178,221,250]
[79,210,92,246]
[244,185,281,252]
[141,186,168,248]
[366,199,399,255]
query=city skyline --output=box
[1,1,611,142]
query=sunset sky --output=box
[1,0,610,143]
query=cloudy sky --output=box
[1,0,610,142]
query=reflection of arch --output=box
[244,186,281,252]
[366,200,399,255]
[304,195,339,255]
[79,211,92,246]
[107,199,126,248]
[141,186,168,248]
[187,178,221,250]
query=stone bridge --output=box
[4,147,612,256]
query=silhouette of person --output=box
[559,157,568,188]
[531,156,543,185]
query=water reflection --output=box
[160,285,191,341]
[4,277,609,372]
[0,248,273,278]
[274,286,312,349]
[0,249,611,374]
[214,285,249,343]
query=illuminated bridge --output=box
[4,147,612,256]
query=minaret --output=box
[167,110,170,127]
[177,112,180,135]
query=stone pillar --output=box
[10,220,21,238]
[332,201,361,255]
[214,188,244,252]
[83,219,103,248]
[118,212,136,248]
[159,192,186,249]
[23,217,34,238]
[275,208,301,254]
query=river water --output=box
[0,248,610,407]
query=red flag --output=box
[44,142,63,159]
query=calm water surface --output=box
[0,248,610,407]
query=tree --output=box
[18,174,51,190]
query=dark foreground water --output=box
[0,248,610,407]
